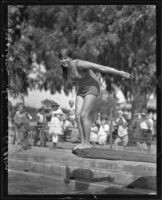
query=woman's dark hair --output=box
[58,49,72,90]
[58,48,72,59]
[61,66,68,88]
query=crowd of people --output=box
[91,110,155,153]
[8,100,156,154]
[8,100,76,152]
[131,112,155,154]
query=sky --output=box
[8,87,126,109]
[8,88,76,109]
[8,87,155,110]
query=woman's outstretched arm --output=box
[74,59,131,79]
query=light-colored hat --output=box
[51,102,59,107]
[118,110,123,115]
[141,112,146,116]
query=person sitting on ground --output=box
[114,110,128,151]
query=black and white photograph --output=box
[1,1,162,199]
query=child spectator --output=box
[114,110,128,151]
[13,103,32,152]
[48,103,63,150]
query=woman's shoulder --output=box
[72,59,89,72]
[72,59,86,66]
[71,59,80,67]
[72,59,81,62]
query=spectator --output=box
[111,121,118,141]
[131,113,143,152]
[98,118,109,145]
[96,112,101,127]
[140,112,154,154]
[34,107,43,146]
[104,117,110,143]
[147,112,155,137]
[43,107,51,142]
[90,122,99,145]
[48,103,63,150]
[13,103,31,152]
[68,100,76,128]
[39,107,47,147]
[59,113,67,142]
[114,110,128,151]
[63,117,73,141]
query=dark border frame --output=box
[1,1,162,200]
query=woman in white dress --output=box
[49,103,63,150]
[98,119,110,145]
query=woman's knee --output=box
[80,111,88,121]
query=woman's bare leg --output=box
[73,95,84,149]
[79,95,97,149]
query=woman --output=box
[48,103,63,150]
[59,49,130,150]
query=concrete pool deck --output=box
[8,142,157,195]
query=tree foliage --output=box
[8,5,156,114]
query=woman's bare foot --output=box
[76,144,93,150]
[73,143,84,150]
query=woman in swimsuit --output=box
[59,49,131,150]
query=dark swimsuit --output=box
[72,60,100,97]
